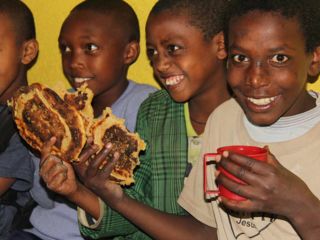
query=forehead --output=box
[146,11,203,41]
[60,10,123,40]
[0,13,16,41]
[228,11,305,52]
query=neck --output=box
[189,69,230,134]
[92,79,128,117]
[0,75,27,105]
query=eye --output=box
[231,54,249,63]
[167,44,180,55]
[59,44,71,54]
[85,43,98,53]
[146,47,158,60]
[270,54,289,64]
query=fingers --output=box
[98,151,120,178]
[219,196,255,212]
[74,142,120,183]
[73,143,99,177]
[220,151,270,177]
[39,155,67,188]
[78,144,99,163]
[86,143,119,178]
[40,137,57,166]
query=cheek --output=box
[61,57,71,71]
[273,68,303,92]
[227,67,245,89]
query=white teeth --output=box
[74,77,91,83]
[165,75,184,86]
[247,96,276,105]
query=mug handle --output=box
[203,153,219,195]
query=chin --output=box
[246,114,279,127]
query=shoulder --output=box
[137,89,184,125]
[206,98,242,130]
[139,89,182,112]
[211,98,240,117]
[119,80,157,109]
[127,80,157,96]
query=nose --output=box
[246,61,269,88]
[68,51,85,70]
[153,53,171,73]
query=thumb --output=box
[264,145,280,166]
[72,160,88,180]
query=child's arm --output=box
[0,178,15,195]
[39,137,101,219]
[74,147,217,240]
[216,150,320,239]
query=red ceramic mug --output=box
[203,145,267,201]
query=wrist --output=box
[66,182,86,203]
[288,193,320,238]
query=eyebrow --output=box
[229,44,296,52]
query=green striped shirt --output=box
[80,90,189,239]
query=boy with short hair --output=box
[0,0,39,239]
[178,0,320,239]
[38,0,230,239]
[14,0,156,239]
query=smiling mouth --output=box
[247,96,277,106]
[163,75,184,86]
[73,77,93,84]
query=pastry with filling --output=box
[90,108,145,185]
[63,84,94,135]
[9,83,86,162]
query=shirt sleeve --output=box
[79,100,155,239]
[0,133,34,191]
[178,114,218,228]
[78,197,105,228]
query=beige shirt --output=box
[178,99,320,240]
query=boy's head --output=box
[59,0,140,100]
[146,0,228,102]
[224,0,320,126]
[149,0,226,41]
[0,0,38,105]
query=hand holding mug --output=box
[203,145,267,201]
[213,148,316,220]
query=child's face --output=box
[146,11,225,103]
[0,14,24,104]
[227,11,316,126]
[59,10,129,96]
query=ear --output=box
[308,46,320,77]
[212,31,227,60]
[123,41,140,65]
[21,39,39,65]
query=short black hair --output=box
[225,0,320,52]
[71,0,140,42]
[149,0,228,41]
[0,0,36,44]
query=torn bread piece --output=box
[90,108,145,185]
[8,83,86,162]
[64,84,94,135]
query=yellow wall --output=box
[23,0,319,91]
[23,0,159,89]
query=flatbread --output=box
[9,83,145,185]
[8,83,86,162]
[63,84,94,135]
[90,108,145,185]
